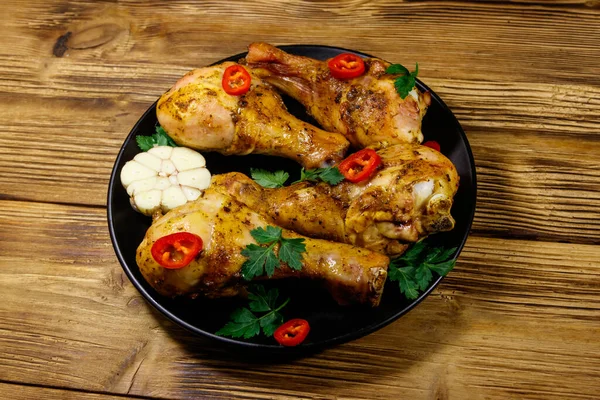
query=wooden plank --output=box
[467,125,600,244]
[0,1,598,245]
[0,93,146,206]
[428,77,600,243]
[0,382,149,400]
[0,200,599,399]
[2,78,599,244]
[2,1,599,399]
[1,1,599,85]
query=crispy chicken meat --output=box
[136,189,389,306]
[244,42,431,149]
[212,143,459,256]
[157,62,350,169]
[136,47,461,308]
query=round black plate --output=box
[107,45,476,355]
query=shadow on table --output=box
[142,290,466,393]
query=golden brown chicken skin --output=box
[157,62,350,169]
[136,189,389,306]
[212,143,459,256]
[244,42,431,149]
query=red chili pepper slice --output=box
[423,140,441,152]
[222,65,251,96]
[327,53,366,80]
[338,148,382,183]
[274,319,310,347]
[151,232,203,269]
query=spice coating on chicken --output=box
[244,43,431,149]
[157,62,350,169]
[136,189,389,306]
[335,144,459,255]
[212,143,458,256]
[211,174,348,243]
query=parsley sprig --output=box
[386,62,419,99]
[295,166,345,185]
[215,285,289,338]
[241,226,306,280]
[136,125,178,151]
[250,167,345,188]
[250,168,289,188]
[388,241,457,300]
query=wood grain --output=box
[1,0,598,83]
[1,31,600,243]
[0,382,148,400]
[2,79,599,244]
[0,200,598,399]
[2,0,600,399]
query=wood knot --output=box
[53,32,71,57]
[53,23,126,57]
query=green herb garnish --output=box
[215,285,289,338]
[241,226,306,280]
[250,168,289,188]
[295,166,345,185]
[386,62,419,99]
[136,125,178,151]
[388,241,456,300]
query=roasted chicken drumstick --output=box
[212,143,459,256]
[244,42,431,149]
[157,62,349,169]
[136,189,389,306]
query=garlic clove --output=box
[148,146,173,160]
[133,152,162,172]
[161,159,177,175]
[171,147,206,171]
[161,186,188,211]
[182,186,202,201]
[168,175,179,185]
[126,176,157,196]
[121,160,157,187]
[177,168,211,190]
[154,177,171,190]
[134,189,162,215]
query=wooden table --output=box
[1,1,599,399]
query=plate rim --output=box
[107,44,477,353]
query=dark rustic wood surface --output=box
[1,1,599,399]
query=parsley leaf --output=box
[296,166,345,185]
[388,242,457,300]
[388,265,420,300]
[414,263,433,291]
[428,259,455,277]
[251,168,289,188]
[386,64,409,75]
[251,226,283,244]
[278,238,306,271]
[247,285,277,312]
[399,240,428,263]
[260,311,284,337]
[215,308,260,339]
[240,226,306,280]
[393,75,415,99]
[386,62,419,99]
[135,135,156,151]
[432,247,456,263]
[216,285,290,339]
[135,125,178,151]
[240,243,279,279]
[155,126,178,146]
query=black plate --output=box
[107,45,477,355]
